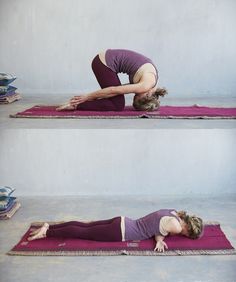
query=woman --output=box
[56,49,167,112]
[28,209,203,253]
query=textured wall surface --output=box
[1,129,235,196]
[0,0,236,97]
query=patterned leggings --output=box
[77,55,125,111]
[46,217,122,242]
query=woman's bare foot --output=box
[29,228,40,236]
[28,223,49,241]
[56,103,76,111]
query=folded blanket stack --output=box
[0,186,21,220]
[0,73,21,104]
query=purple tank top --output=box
[105,49,158,84]
[125,209,179,241]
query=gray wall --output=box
[0,0,236,97]
[1,129,236,196]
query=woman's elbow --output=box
[135,85,151,94]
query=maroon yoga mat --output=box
[10,105,236,119]
[7,222,236,256]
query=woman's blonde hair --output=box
[177,211,203,239]
[133,87,168,111]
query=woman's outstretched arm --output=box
[70,75,153,106]
[70,84,147,106]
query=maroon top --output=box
[125,209,180,241]
[105,49,158,84]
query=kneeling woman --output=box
[57,49,167,112]
[28,209,203,253]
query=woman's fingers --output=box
[56,103,76,111]
[70,97,85,105]
[70,96,83,101]
[154,246,164,252]
[154,241,168,252]
[70,97,80,103]
[70,98,79,103]
[71,101,82,106]
[71,95,88,103]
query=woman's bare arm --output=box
[154,218,182,252]
[165,218,182,234]
[70,74,154,105]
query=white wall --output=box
[1,129,235,196]
[0,0,236,97]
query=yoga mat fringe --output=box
[7,249,236,257]
[9,114,236,119]
[10,104,236,119]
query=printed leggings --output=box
[46,217,122,242]
[77,55,125,111]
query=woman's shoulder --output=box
[137,63,157,76]
[160,216,182,234]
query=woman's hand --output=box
[70,95,89,106]
[154,240,168,252]
[56,102,76,111]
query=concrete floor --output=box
[0,195,236,282]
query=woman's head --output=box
[133,87,167,111]
[177,211,203,239]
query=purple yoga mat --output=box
[8,223,236,256]
[10,105,236,119]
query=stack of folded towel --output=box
[0,186,21,219]
[0,73,21,104]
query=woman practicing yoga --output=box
[56,49,167,112]
[28,209,203,253]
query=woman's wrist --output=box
[85,93,93,101]
[155,235,165,242]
